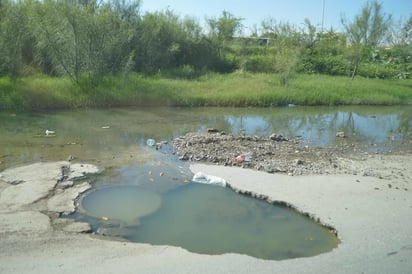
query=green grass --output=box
[1,72,411,110]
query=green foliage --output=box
[0,0,409,80]
[206,10,243,59]
[0,0,411,111]
[0,77,26,109]
[1,73,411,110]
[341,0,392,47]
[341,0,393,79]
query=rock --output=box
[295,159,304,165]
[269,133,289,142]
[207,128,220,133]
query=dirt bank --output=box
[173,131,412,179]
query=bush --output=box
[0,77,26,110]
[299,55,349,76]
[245,55,275,73]
[357,63,399,79]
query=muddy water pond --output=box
[1,106,410,170]
[1,106,411,260]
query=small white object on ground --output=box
[192,172,227,187]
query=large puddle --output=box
[128,183,339,260]
[75,165,339,260]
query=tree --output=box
[260,19,304,86]
[30,0,139,84]
[0,0,33,77]
[134,10,187,73]
[341,0,392,79]
[207,11,243,59]
[401,15,412,45]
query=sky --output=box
[141,0,411,33]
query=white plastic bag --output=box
[192,172,227,187]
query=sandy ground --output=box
[0,154,411,274]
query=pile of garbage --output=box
[173,131,355,176]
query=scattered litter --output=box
[146,138,156,147]
[233,152,251,164]
[45,129,55,136]
[159,172,164,176]
[101,126,110,129]
[149,178,154,183]
[101,216,109,221]
[336,131,346,138]
[192,172,226,187]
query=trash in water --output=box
[192,172,226,187]
[101,216,109,221]
[146,139,156,147]
[101,126,110,129]
[45,129,55,136]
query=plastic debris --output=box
[336,131,346,138]
[233,152,251,164]
[45,129,55,136]
[192,172,226,187]
[101,126,110,129]
[101,216,109,221]
[146,139,156,147]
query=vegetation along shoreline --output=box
[0,0,411,110]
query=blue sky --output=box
[141,0,411,32]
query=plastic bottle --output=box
[146,138,155,147]
[244,152,252,162]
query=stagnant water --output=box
[71,152,339,260]
[1,106,411,260]
[1,106,411,170]
[77,183,339,260]
[127,183,338,260]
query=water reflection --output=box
[222,107,411,147]
[0,106,411,170]
[127,183,339,260]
